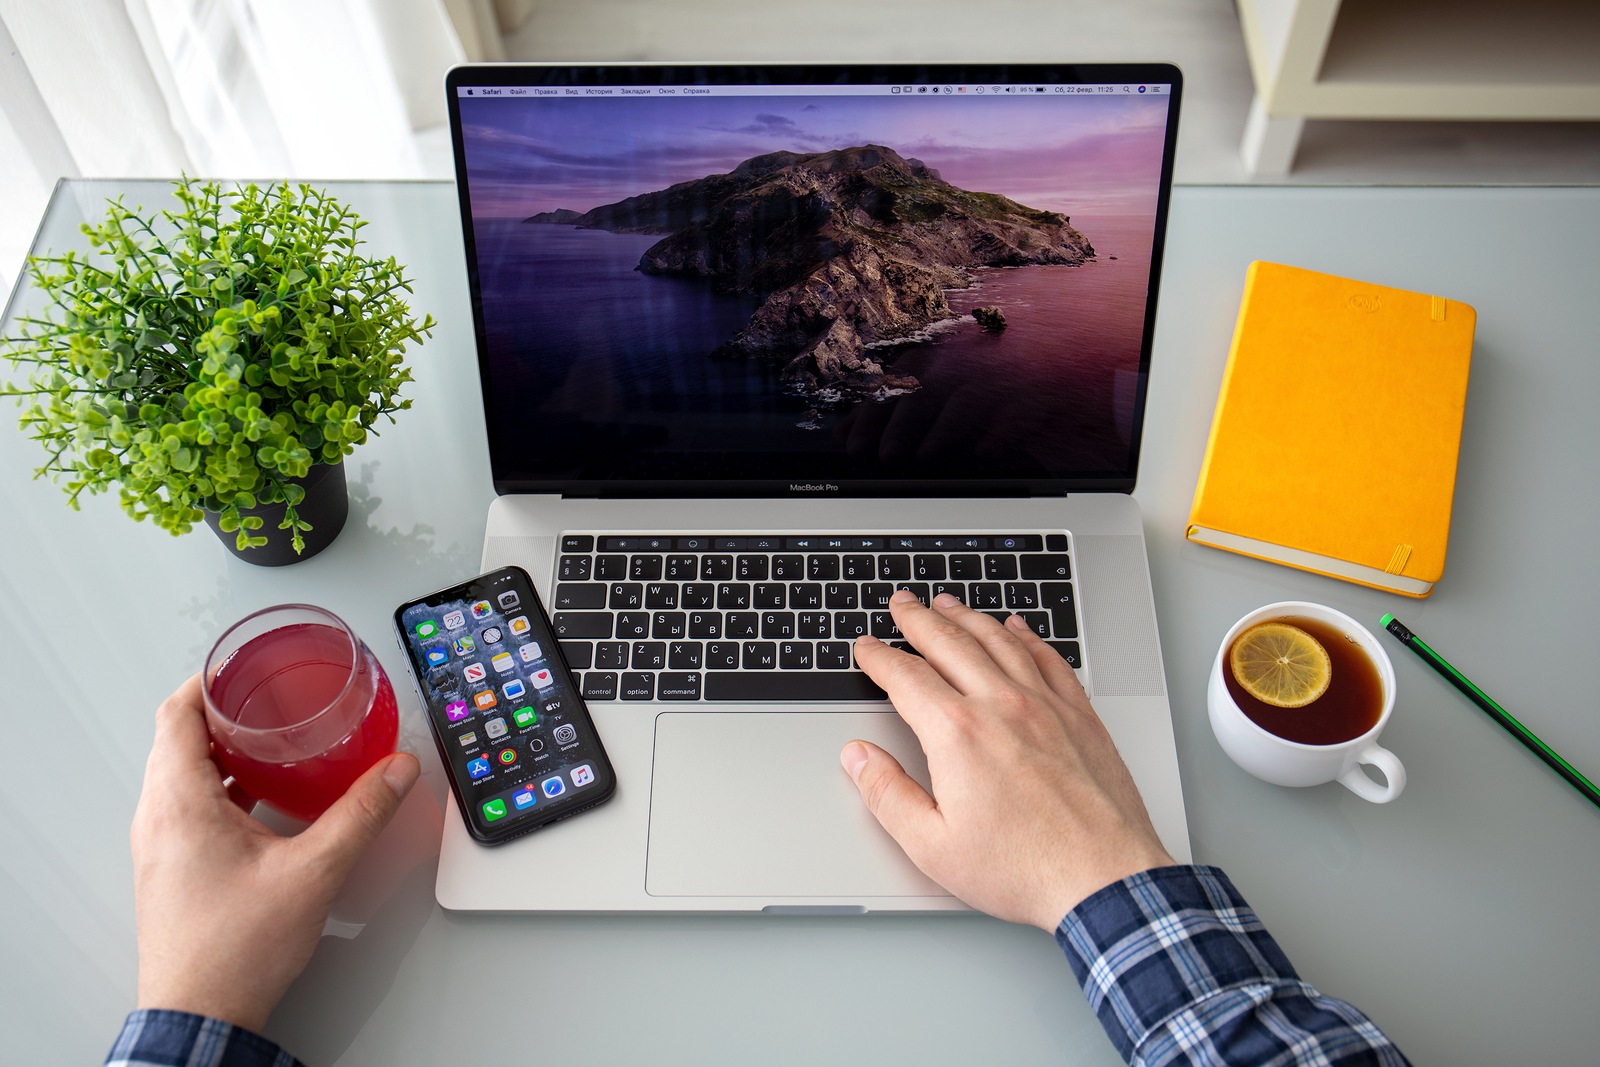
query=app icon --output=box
[467,756,491,779]
[458,730,478,747]
[473,690,498,711]
[497,746,518,766]
[453,635,476,657]
[415,619,439,639]
[531,668,555,689]
[491,652,514,674]
[482,798,507,821]
[471,600,493,620]
[541,776,566,799]
[513,706,537,728]
[553,724,577,745]
[444,699,470,722]
[503,678,527,701]
[508,616,530,636]
[498,591,521,610]
[518,642,542,664]
[464,662,487,683]
[443,610,466,631]
[512,787,538,811]
[481,626,504,645]
[424,647,449,669]
[571,764,595,788]
[484,716,508,739]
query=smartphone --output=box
[394,565,616,844]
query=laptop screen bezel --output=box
[445,62,1182,499]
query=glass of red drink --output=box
[203,604,399,821]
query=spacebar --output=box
[704,672,888,702]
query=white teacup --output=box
[1208,601,1405,803]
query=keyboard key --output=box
[984,554,1019,580]
[668,641,703,670]
[582,672,618,700]
[645,583,680,609]
[701,555,734,580]
[771,554,805,579]
[620,672,655,700]
[652,612,687,639]
[824,583,858,609]
[705,671,887,702]
[631,641,667,670]
[798,612,830,638]
[895,582,930,605]
[788,583,822,609]
[616,612,650,639]
[1046,533,1068,552]
[761,612,796,639]
[869,612,902,639]
[595,554,629,580]
[1005,582,1040,610]
[835,612,868,638]
[1016,611,1051,639]
[558,641,594,669]
[609,582,643,610]
[674,536,713,551]
[657,672,702,700]
[553,583,606,609]
[681,583,716,609]
[1048,641,1082,669]
[716,582,751,609]
[705,642,740,670]
[807,554,841,581]
[688,611,724,639]
[742,641,778,669]
[1042,583,1078,637]
[816,642,852,669]
[560,535,595,552]
[932,582,966,603]
[970,583,1003,609]
[736,555,769,581]
[862,583,894,609]
[713,537,748,551]
[726,612,759,638]
[842,554,874,579]
[753,583,786,609]
[554,612,612,639]
[779,641,814,669]
[913,554,946,580]
[558,555,592,581]
[596,642,628,669]
[949,554,983,579]
[878,554,911,580]
[629,555,663,581]
[1021,554,1073,580]
[665,555,699,580]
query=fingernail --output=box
[1005,613,1029,631]
[841,742,869,782]
[891,589,917,604]
[857,634,881,646]
[933,592,961,609]
[382,753,421,799]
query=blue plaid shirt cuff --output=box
[1056,865,1410,1067]
[105,1009,303,1067]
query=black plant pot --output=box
[203,461,350,566]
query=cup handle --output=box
[1338,743,1407,803]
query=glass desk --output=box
[2,180,1597,1063]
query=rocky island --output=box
[527,145,1093,403]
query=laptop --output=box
[436,62,1189,912]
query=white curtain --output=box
[0,0,504,307]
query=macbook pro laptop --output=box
[437,62,1189,912]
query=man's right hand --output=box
[842,591,1175,931]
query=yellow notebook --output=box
[1187,262,1476,597]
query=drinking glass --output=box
[203,604,399,821]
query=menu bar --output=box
[456,83,1169,99]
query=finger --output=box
[885,591,1015,696]
[295,753,421,882]
[1004,613,1088,704]
[840,740,940,860]
[852,636,956,732]
[147,674,225,791]
[926,594,1042,685]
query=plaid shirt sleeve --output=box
[1056,866,1410,1067]
[105,1010,305,1067]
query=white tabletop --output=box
[2,180,1596,1064]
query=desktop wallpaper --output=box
[458,89,1173,484]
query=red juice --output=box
[209,621,398,821]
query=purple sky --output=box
[461,92,1171,220]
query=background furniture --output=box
[1236,0,1600,173]
[2,179,1596,1064]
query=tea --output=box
[1224,615,1383,745]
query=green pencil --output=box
[1382,614,1600,812]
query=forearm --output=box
[1056,865,1409,1067]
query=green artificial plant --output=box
[0,177,434,553]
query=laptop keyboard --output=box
[549,533,1081,702]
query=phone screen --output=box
[395,566,615,843]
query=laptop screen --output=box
[447,64,1180,496]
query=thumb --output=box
[840,740,939,859]
[296,752,420,881]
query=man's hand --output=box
[843,591,1174,931]
[130,673,420,1033]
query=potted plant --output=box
[0,177,434,564]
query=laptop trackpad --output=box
[645,712,950,899]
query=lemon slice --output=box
[1229,622,1332,708]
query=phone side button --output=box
[657,672,703,700]
[581,672,619,700]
